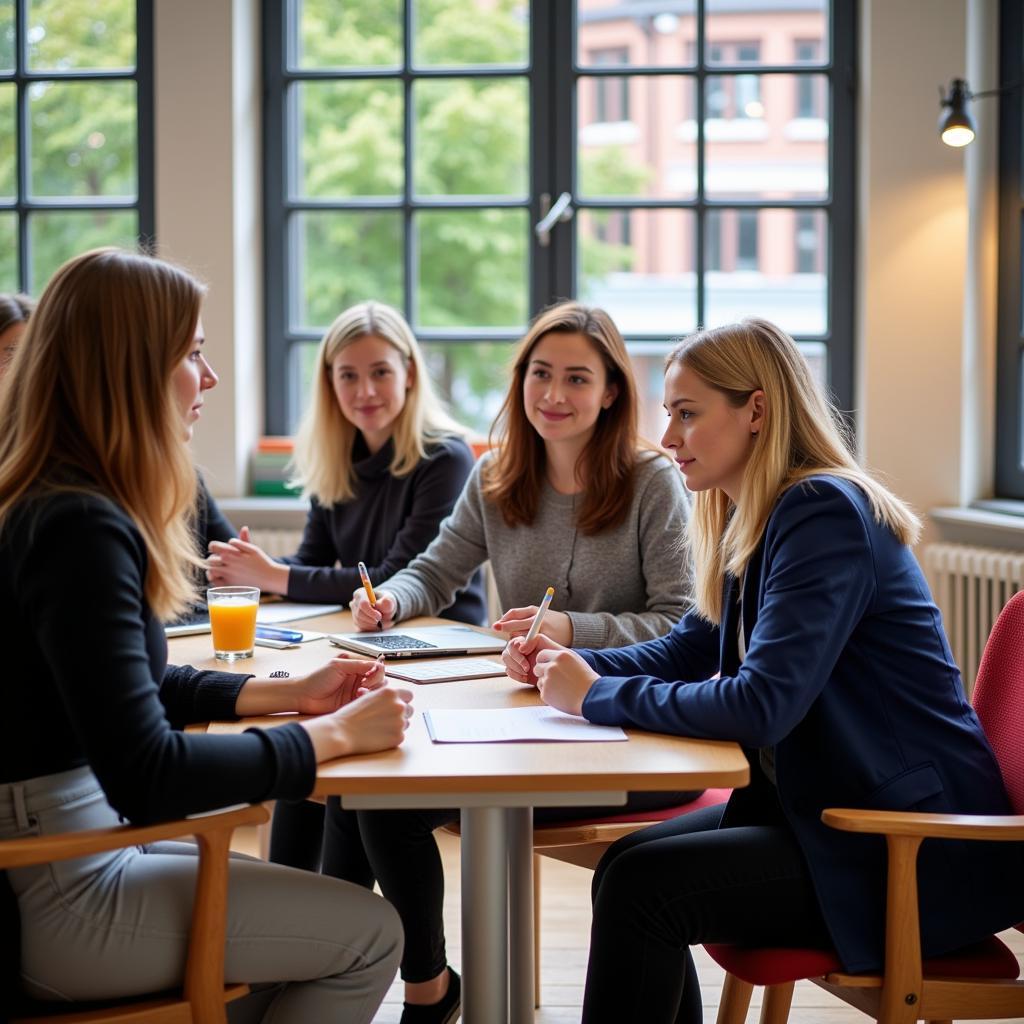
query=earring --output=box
[751,430,759,437]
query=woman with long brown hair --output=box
[0,249,413,1022]
[318,300,693,1022]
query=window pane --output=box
[0,82,14,199]
[798,341,827,393]
[29,209,136,291]
[578,208,697,335]
[705,1,828,67]
[413,0,528,68]
[704,208,827,335]
[576,1,696,68]
[414,78,528,196]
[27,0,135,71]
[293,0,401,69]
[416,209,527,329]
[0,0,13,72]
[578,75,696,200]
[0,212,16,291]
[29,79,136,198]
[293,210,403,332]
[705,74,828,200]
[627,343,674,445]
[295,80,403,199]
[423,341,513,436]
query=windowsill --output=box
[218,496,309,531]
[930,505,1024,551]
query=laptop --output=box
[328,625,506,659]
[165,602,211,637]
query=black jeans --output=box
[270,790,701,983]
[582,801,833,1024]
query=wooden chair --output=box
[2,802,268,1024]
[705,589,1024,1024]
[444,787,733,1007]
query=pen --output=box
[358,561,382,631]
[524,586,555,644]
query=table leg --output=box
[461,806,509,1023]
[507,806,535,1024]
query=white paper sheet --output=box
[423,706,627,743]
[256,603,342,624]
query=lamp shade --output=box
[939,78,976,147]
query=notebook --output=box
[328,625,505,659]
[384,657,507,683]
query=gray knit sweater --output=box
[381,451,692,648]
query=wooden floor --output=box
[236,827,1024,1023]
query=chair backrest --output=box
[971,590,1024,814]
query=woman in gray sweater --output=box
[323,302,694,1024]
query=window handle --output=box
[535,192,574,247]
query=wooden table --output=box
[172,613,749,1024]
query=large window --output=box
[996,0,1024,499]
[264,1,855,440]
[0,0,153,295]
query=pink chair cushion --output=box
[704,934,1020,986]
[535,788,732,831]
[971,590,1024,814]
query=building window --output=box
[266,0,855,440]
[707,42,762,120]
[996,0,1024,497]
[591,47,629,123]
[795,40,826,118]
[0,0,153,295]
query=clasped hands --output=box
[501,633,599,718]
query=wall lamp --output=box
[939,78,1020,147]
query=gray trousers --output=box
[0,766,402,1024]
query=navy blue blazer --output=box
[580,475,1024,972]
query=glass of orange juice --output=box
[207,586,259,661]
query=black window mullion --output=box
[403,0,414,323]
[262,0,289,434]
[995,0,1024,498]
[695,0,706,330]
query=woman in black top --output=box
[0,249,412,1022]
[206,300,485,624]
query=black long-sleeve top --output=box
[195,472,236,548]
[0,490,315,822]
[282,434,486,624]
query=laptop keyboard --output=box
[358,634,437,650]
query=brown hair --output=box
[482,301,649,534]
[0,293,34,336]
[668,317,921,623]
[0,249,206,620]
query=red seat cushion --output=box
[535,788,732,830]
[704,934,1020,986]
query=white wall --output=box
[151,0,999,534]
[857,0,981,545]
[154,0,262,496]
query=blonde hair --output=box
[0,248,205,621]
[669,317,921,623]
[291,301,467,504]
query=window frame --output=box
[557,0,856,411]
[1,0,154,293]
[263,0,857,433]
[995,0,1024,499]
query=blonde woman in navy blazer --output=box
[504,317,1024,1024]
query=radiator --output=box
[923,543,1024,694]
[248,528,304,559]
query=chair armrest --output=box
[0,803,268,870]
[821,807,1024,841]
